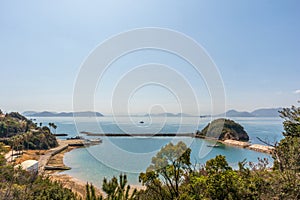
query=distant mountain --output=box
[23,111,104,117]
[23,111,57,117]
[144,113,193,117]
[251,108,282,117]
[72,111,104,117]
[22,111,38,116]
[216,108,282,118]
[217,110,254,117]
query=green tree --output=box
[53,123,57,133]
[273,105,300,172]
[86,174,136,200]
[271,105,300,199]
[139,142,191,200]
[48,122,53,132]
[204,155,239,199]
[279,105,300,137]
[86,183,102,200]
[102,174,136,200]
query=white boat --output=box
[84,138,102,145]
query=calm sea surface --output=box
[35,116,283,187]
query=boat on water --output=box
[84,138,102,145]
[139,121,144,124]
[66,136,83,140]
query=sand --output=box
[46,146,102,198]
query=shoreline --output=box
[49,137,272,196]
[15,136,273,197]
[45,139,103,198]
[197,136,275,154]
[14,139,103,198]
[45,139,144,198]
[50,137,273,197]
[46,145,102,198]
[221,139,274,154]
[80,132,274,154]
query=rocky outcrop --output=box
[196,118,249,141]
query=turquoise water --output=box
[35,116,283,187]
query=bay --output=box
[35,116,283,187]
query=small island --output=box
[196,118,249,141]
[196,118,274,153]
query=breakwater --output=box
[80,131,194,137]
[80,131,274,154]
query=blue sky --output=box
[0,0,299,115]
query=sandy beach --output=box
[47,141,145,196]
[46,146,102,198]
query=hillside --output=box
[0,110,58,150]
[196,118,249,141]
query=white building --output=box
[17,160,39,173]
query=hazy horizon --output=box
[13,107,282,117]
[1,1,299,115]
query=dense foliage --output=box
[196,118,249,141]
[139,142,191,199]
[0,111,77,199]
[0,111,58,150]
[271,105,300,198]
[136,143,270,199]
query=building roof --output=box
[20,160,38,169]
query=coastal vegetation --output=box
[0,142,78,200]
[0,111,77,199]
[0,111,58,150]
[85,174,137,200]
[136,142,270,199]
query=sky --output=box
[0,0,299,115]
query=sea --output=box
[35,116,283,187]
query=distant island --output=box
[144,113,193,117]
[22,107,282,118]
[144,108,282,118]
[23,111,104,117]
[216,108,282,118]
